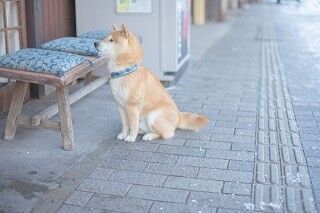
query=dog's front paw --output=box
[124,135,137,142]
[117,132,128,140]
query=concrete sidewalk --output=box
[1,1,320,212]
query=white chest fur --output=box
[109,78,128,106]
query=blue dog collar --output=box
[110,64,139,79]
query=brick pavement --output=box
[5,1,320,213]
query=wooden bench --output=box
[0,0,110,150]
[0,31,142,150]
[0,48,107,150]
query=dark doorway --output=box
[25,0,76,98]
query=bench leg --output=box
[56,86,75,150]
[4,81,28,140]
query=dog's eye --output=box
[109,39,114,42]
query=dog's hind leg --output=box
[142,133,160,141]
[150,117,175,140]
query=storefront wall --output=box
[76,0,190,80]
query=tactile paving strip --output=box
[253,23,317,212]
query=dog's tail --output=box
[178,112,208,131]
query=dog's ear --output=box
[112,24,118,31]
[121,24,129,38]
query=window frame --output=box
[0,0,27,54]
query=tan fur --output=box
[179,112,208,131]
[95,24,208,142]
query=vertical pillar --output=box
[193,0,206,25]
[217,0,228,22]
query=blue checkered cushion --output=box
[79,30,111,40]
[41,37,99,57]
[0,48,85,77]
[79,30,143,43]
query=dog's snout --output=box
[94,42,99,48]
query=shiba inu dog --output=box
[94,24,208,142]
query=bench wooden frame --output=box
[0,56,108,150]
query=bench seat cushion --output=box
[41,37,99,57]
[79,30,110,40]
[79,30,143,43]
[0,48,85,77]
